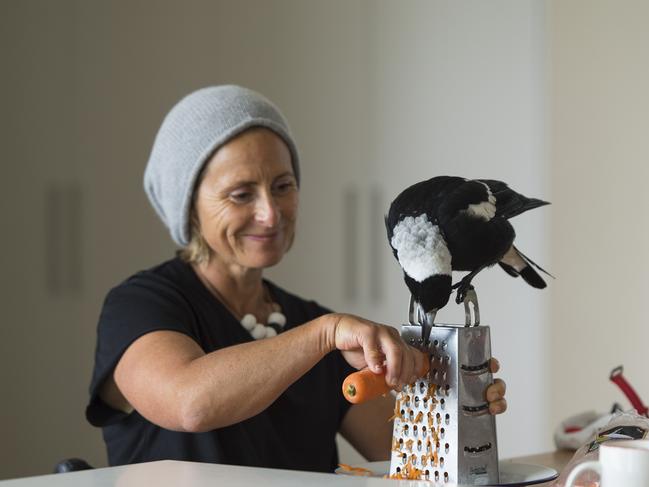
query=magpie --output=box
[385,176,551,318]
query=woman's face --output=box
[193,127,299,270]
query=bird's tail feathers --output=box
[498,261,520,278]
[499,247,554,289]
[498,260,547,288]
[516,247,555,280]
[519,266,547,289]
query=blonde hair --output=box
[179,163,213,266]
[179,206,212,265]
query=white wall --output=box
[270,1,552,460]
[1,0,554,479]
[548,0,649,433]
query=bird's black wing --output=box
[437,179,494,225]
[385,176,464,243]
[479,179,550,219]
[445,215,514,271]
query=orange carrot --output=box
[342,351,430,404]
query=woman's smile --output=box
[243,230,281,242]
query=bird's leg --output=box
[452,265,488,304]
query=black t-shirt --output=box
[86,257,355,472]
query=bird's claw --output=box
[454,281,474,304]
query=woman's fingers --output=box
[381,330,403,387]
[333,315,430,390]
[359,329,386,374]
[489,398,507,415]
[486,357,506,415]
[485,378,507,415]
[398,345,417,389]
[363,324,418,389]
[489,357,500,373]
[486,378,506,402]
[373,326,427,390]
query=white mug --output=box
[565,439,649,487]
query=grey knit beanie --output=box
[144,85,300,247]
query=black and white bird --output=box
[385,176,551,317]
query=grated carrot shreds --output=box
[405,439,414,452]
[387,397,403,422]
[388,459,423,480]
[337,463,372,476]
[426,384,437,401]
[391,438,401,452]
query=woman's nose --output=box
[254,193,280,227]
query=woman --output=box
[86,85,506,472]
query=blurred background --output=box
[1,0,648,480]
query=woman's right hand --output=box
[327,313,426,391]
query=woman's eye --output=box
[230,191,253,203]
[273,181,296,194]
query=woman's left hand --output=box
[486,358,507,415]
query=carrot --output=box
[342,351,430,404]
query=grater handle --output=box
[463,287,480,326]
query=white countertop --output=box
[0,461,414,487]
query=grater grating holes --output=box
[390,324,499,483]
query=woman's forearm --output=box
[177,314,337,432]
[113,311,426,433]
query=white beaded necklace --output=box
[194,265,286,340]
[240,310,287,340]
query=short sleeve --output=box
[86,274,197,427]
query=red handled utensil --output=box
[610,365,648,417]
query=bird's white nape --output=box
[391,214,452,282]
[463,181,497,221]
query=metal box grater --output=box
[388,292,499,484]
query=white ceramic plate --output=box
[335,460,558,486]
